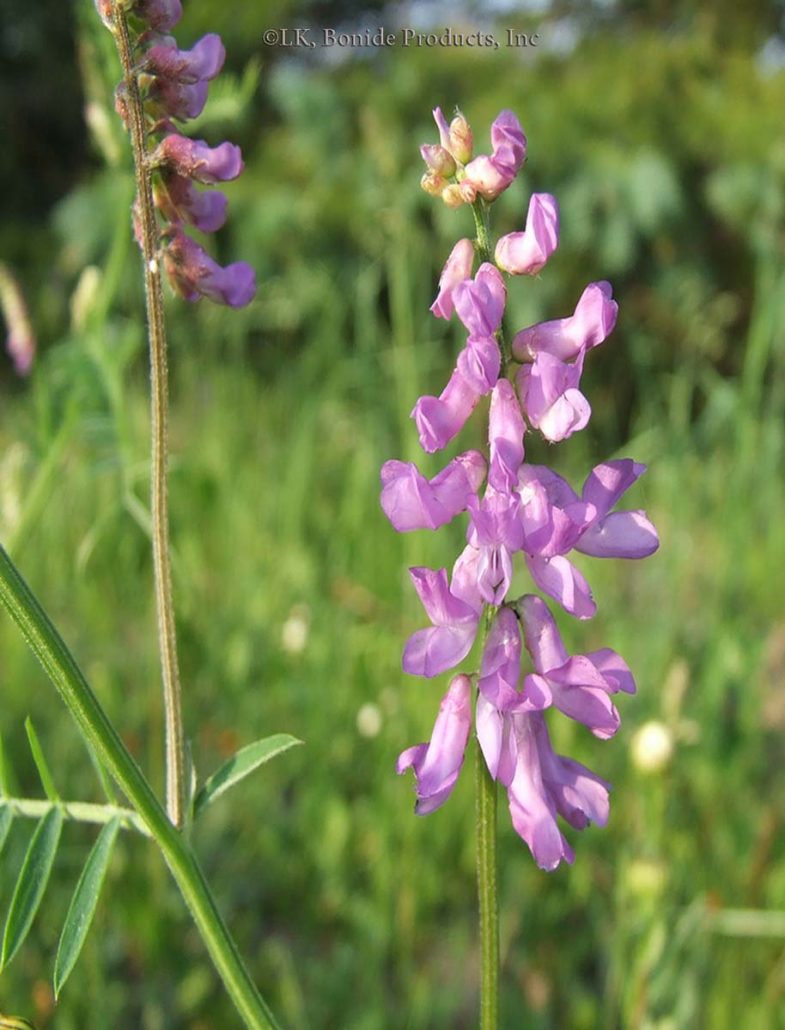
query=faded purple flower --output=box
[143,33,225,84]
[133,0,182,31]
[154,135,244,183]
[154,174,228,232]
[163,229,256,308]
[147,77,209,121]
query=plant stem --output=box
[475,606,500,1030]
[0,546,279,1030]
[111,2,185,828]
[0,798,149,836]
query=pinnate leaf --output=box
[193,734,302,819]
[54,817,120,998]
[2,807,63,969]
[24,718,60,803]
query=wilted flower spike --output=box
[384,104,657,871]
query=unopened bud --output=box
[458,180,477,204]
[441,183,467,208]
[449,112,473,164]
[420,171,446,197]
[420,144,456,178]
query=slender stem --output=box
[0,546,278,1029]
[476,738,499,1029]
[475,606,500,1030]
[110,2,185,827]
[0,798,149,836]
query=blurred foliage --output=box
[0,0,785,1026]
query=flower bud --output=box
[420,144,456,178]
[458,180,477,204]
[441,183,466,208]
[449,112,473,164]
[420,171,446,197]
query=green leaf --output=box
[54,817,119,998]
[0,806,12,855]
[193,734,302,819]
[0,733,10,796]
[2,806,64,969]
[24,718,60,803]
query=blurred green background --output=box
[1,0,785,1025]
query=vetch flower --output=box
[397,674,473,813]
[133,0,182,30]
[495,193,560,276]
[380,451,486,532]
[143,33,225,85]
[412,368,481,453]
[430,239,475,320]
[462,110,526,201]
[154,135,244,183]
[163,228,256,308]
[512,281,618,362]
[154,174,228,232]
[517,350,591,443]
[402,567,482,678]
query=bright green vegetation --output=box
[1,1,784,1026]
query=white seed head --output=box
[630,720,674,773]
[356,703,382,739]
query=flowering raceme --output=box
[382,107,658,871]
[103,0,255,306]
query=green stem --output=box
[0,546,279,1030]
[0,798,149,836]
[110,1,185,828]
[475,606,500,1030]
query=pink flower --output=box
[402,567,482,678]
[512,281,618,362]
[462,110,527,201]
[430,238,475,319]
[412,368,481,453]
[517,350,592,442]
[379,451,486,532]
[397,675,473,814]
[495,193,560,276]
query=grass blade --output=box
[24,718,60,803]
[193,734,302,819]
[1,806,64,969]
[0,733,10,796]
[0,806,12,855]
[54,817,120,998]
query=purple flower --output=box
[519,595,623,738]
[577,460,659,559]
[133,0,182,30]
[402,567,482,678]
[143,33,225,84]
[512,281,618,362]
[397,674,473,814]
[465,490,524,605]
[453,264,506,337]
[477,704,610,870]
[462,110,526,201]
[495,194,560,276]
[380,451,486,532]
[147,77,209,121]
[478,607,550,712]
[155,135,244,183]
[488,378,525,493]
[517,350,591,443]
[163,229,256,307]
[154,174,228,232]
[412,368,481,453]
[430,238,475,319]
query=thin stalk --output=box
[110,2,185,827]
[0,798,149,836]
[475,606,499,1030]
[0,546,278,1029]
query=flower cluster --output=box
[383,108,659,870]
[100,0,255,307]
